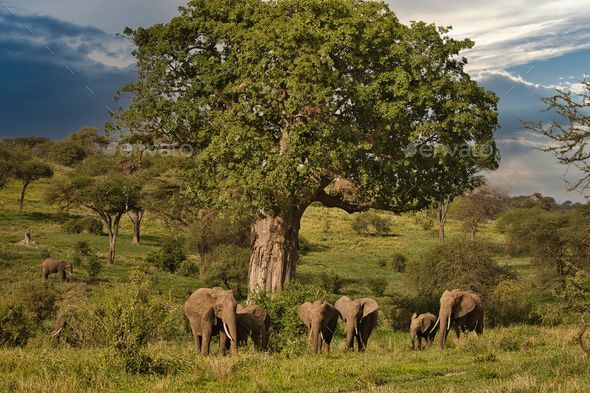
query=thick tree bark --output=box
[248,209,302,298]
[437,200,449,243]
[19,181,30,214]
[128,210,144,245]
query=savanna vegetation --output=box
[2,0,590,392]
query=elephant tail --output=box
[411,313,417,321]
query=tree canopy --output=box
[113,0,499,294]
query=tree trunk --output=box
[19,181,30,214]
[129,210,143,245]
[437,200,449,244]
[107,213,123,264]
[248,209,301,298]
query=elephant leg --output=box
[219,330,229,356]
[356,332,364,352]
[189,323,200,352]
[418,336,423,351]
[453,325,460,340]
[411,334,415,350]
[201,327,212,356]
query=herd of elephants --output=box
[42,258,484,354]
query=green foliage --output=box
[48,140,87,166]
[73,240,92,256]
[351,211,391,235]
[252,282,327,353]
[147,238,186,273]
[0,300,33,347]
[84,254,102,283]
[487,280,534,327]
[10,281,59,325]
[407,239,515,301]
[203,244,249,297]
[391,253,407,273]
[367,277,388,296]
[452,185,508,238]
[318,272,344,294]
[177,258,199,277]
[115,0,499,221]
[62,217,103,235]
[385,292,439,330]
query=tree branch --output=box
[315,191,372,214]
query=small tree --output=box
[48,169,140,264]
[13,159,53,213]
[453,185,508,239]
[48,141,87,167]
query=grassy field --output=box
[0,176,588,392]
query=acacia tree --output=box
[454,185,508,239]
[48,158,141,264]
[14,159,53,213]
[113,0,498,296]
[525,78,590,196]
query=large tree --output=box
[14,159,54,213]
[113,0,498,296]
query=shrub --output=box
[147,238,186,273]
[62,219,83,234]
[203,244,249,298]
[385,292,439,330]
[391,253,407,273]
[177,258,199,277]
[367,277,388,296]
[407,239,515,301]
[48,140,87,166]
[487,280,533,327]
[10,280,58,324]
[62,217,103,235]
[0,300,33,347]
[319,272,344,294]
[252,282,327,352]
[74,240,91,256]
[351,211,391,235]
[85,254,102,283]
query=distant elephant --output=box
[50,305,82,343]
[236,304,270,349]
[184,287,239,356]
[410,312,437,350]
[432,289,484,349]
[297,300,339,354]
[334,296,378,351]
[42,258,73,282]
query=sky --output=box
[0,1,589,202]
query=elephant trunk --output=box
[345,319,357,350]
[310,322,321,353]
[438,310,451,349]
[223,310,238,354]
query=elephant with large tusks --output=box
[184,287,239,356]
[297,300,339,354]
[42,258,73,282]
[410,312,437,350]
[334,296,378,351]
[432,289,484,349]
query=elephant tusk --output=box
[320,331,324,342]
[50,327,63,337]
[355,326,359,337]
[223,323,234,342]
[447,316,451,331]
[430,317,440,334]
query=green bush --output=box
[85,254,102,283]
[351,211,391,235]
[147,238,186,273]
[407,239,515,301]
[62,217,103,235]
[177,258,199,277]
[487,280,534,327]
[74,240,92,256]
[10,280,59,324]
[0,300,34,347]
[252,282,327,352]
[48,140,87,166]
[319,272,344,294]
[367,277,388,296]
[391,253,407,273]
[385,292,439,330]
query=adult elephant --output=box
[297,300,339,354]
[334,296,378,351]
[184,287,239,356]
[236,304,270,349]
[410,312,437,350]
[432,289,484,349]
[42,258,73,282]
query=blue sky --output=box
[0,1,589,202]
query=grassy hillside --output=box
[0,177,588,392]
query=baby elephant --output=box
[42,258,73,282]
[410,312,437,350]
[297,300,339,354]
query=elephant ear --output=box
[297,302,313,328]
[323,302,340,325]
[420,317,432,334]
[454,293,476,318]
[360,298,378,319]
[194,291,216,325]
[334,296,350,320]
